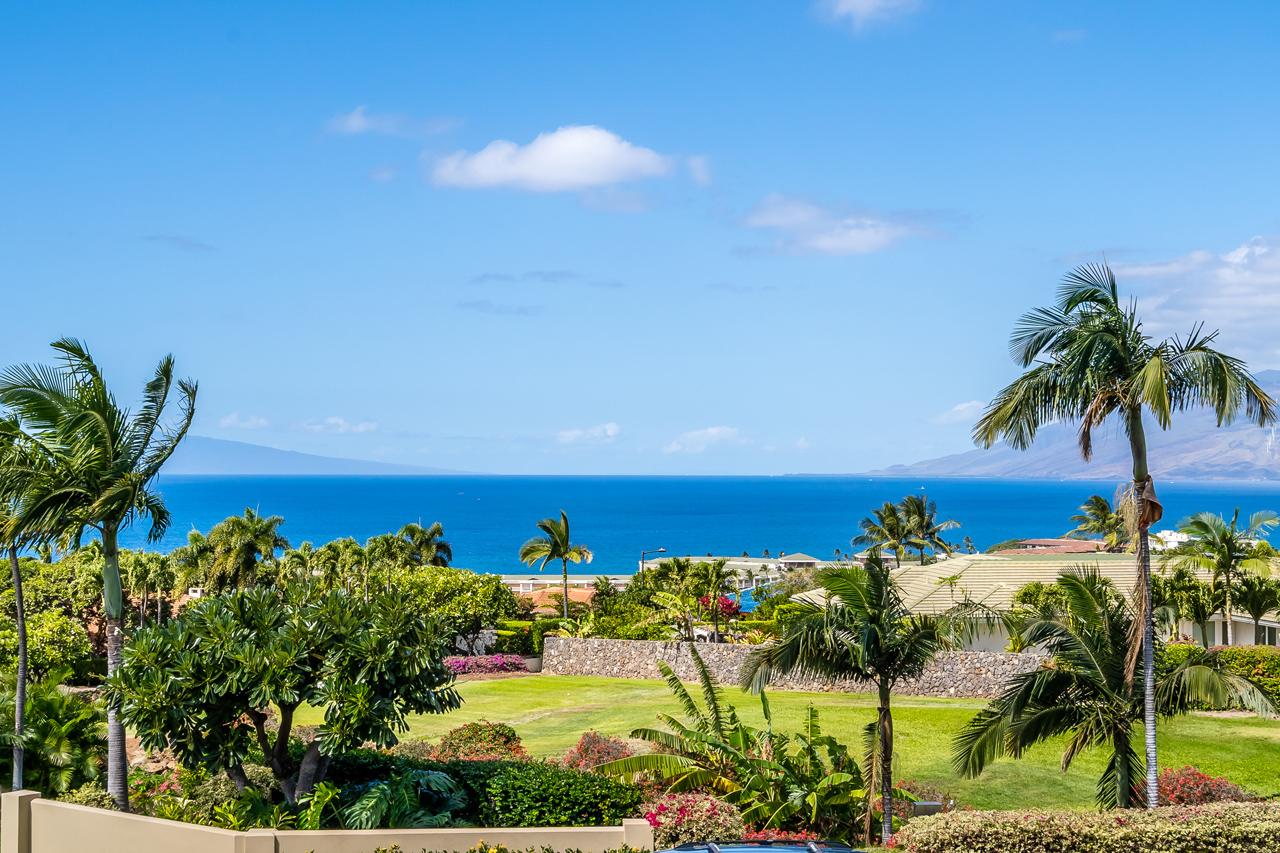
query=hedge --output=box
[890,802,1280,853]
[482,762,644,828]
[1158,642,1280,703]
[733,619,781,637]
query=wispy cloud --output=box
[326,106,461,138]
[457,299,541,317]
[1052,29,1087,42]
[687,156,713,187]
[219,412,269,429]
[146,234,215,252]
[931,400,984,425]
[301,416,378,434]
[557,422,620,445]
[742,193,925,256]
[366,163,401,183]
[432,125,673,192]
[664,426,740,454]
[468,270,625,288]
[817,0,921,32]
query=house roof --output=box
[992,543,1103,555]
[778,553,818,563]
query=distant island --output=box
[164,436,474,476]
[865,370,1280,480]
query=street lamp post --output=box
[639,548,666,577]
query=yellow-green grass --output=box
[294,675,1280,811]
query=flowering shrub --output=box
[643,793,746,847]
[444,654,528,675]
[433,721,528,761]
[1158,765,1257,805]
[741,828,821,841]
[562,730,634,772]
[890,803,1280,852]
[128,768,183,815]
[697,596,741,619]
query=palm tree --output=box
[519,511,593,619]
[1166,568,1223,648]
[899,494,959,564]
[365,532,411,595]
[954,568,1275,808]
[852,502,916,567]
[397,521,452,567]
[1064,495,1130,552]
[204,508,289,593]
[170,528,212,595]
[0,496,44,790]
[972,263,1276,807]
[1163,509,1279,645]
[0,339,195,810]
[741,552,950,842]
[693,558,738,641]
[1236,575,1280,646]
[279,541,318,587]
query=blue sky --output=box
[4,1,1280,475]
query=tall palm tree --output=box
[741,552,950,842]
[852,502,916,567]
[0,338,196,810]
[519,510,593,619]
[899,494,959,564]
[279,540,318,587]
[0,496,43,790]
[972,263,1275,807]
[204,508,289,592]
[954,568,1275,808]
[365,532,411,595]
[1064,494,1130,552]
[397,521,452,567]
[1163,509,1279,645]
[1236,575,1280,646]
[693,558,738,641]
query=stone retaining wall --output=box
[542,637,1043,699]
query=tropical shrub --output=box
[642,792,746,847]
[890,803,1280,852]
[0,669,105,794]
[445,654,528,675]
[1157,643,1280,707]
[324,749,524,823]
[434,721,528,761]
[890,780,967,822]
[1158,765,1258,805]
[741,829,822,841]
[732,619,781,637]
[562,730,633,772]
[482,762,644,827]
[492,627,535,656]
[58,780,116,809]
[395,565,521,654]
[340,770,466,829]
[106,587,461,804]
[0,610,94,679]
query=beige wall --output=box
[1,793,654,853]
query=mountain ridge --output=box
[165,436,473,476]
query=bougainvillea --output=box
[643,792,746,847]
[444,654,528,675]
[1157,766,1257,806]
[741,828,821,841]
[432,721,529,761]
[562,730,634,773]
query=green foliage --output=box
[58,780,116,809]
[395,565,520,654]
[984,538,1021,554]
[732,619,780,637]
[434,721,527,760]
[0,668,106,794]
[106,586,462,802]
[482,761,644,827]
[0,609,93,679]
[325,749,524,823]
[341,770,465,829]
[747,569,819,621]
[893,802,1280,853]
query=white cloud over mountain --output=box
[302,416,378,434]
[932,400,984,425]
[664,426,740,453]
[743,193,915,255]
[219,412,269,429]
[557,422,621,444]
[432,125,673,192]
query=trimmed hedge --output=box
[325,750,524,822]
[890,803,1280,852]
[733,619,781,637]
[482,762,644,828]
[1158,642,1280,704]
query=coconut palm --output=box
[741,552,951,841]
[397,521,452,567]
[954,568,1274,808]
[365,532,411,595]
[1236,575,1280,646]
[519,511,593,619]
[1064,495,1130,552]
[899,494,959,564]
[0,338,195,810]
[1162,509,1279,645]
[851,502,916,567]
[203,508,289,593]
[972,263,1275,807]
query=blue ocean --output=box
[118,476,1280,576]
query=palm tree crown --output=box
[1064,494,1130,552]
[398,521,452,567]
[899,494,959,563]
[851,502,917,567]
[519,510,592,619]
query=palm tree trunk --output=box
[1115,728,1132,809]
[1224,578,1234,645]
[9,546,26,791]
[562,558,570,620]
[102,523,130,812]
[1128,411,1158,810]
[878,681,894,842]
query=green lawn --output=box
[294,675,1280,811]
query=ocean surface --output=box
[116,475,1280,576]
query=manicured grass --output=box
[294,675,1280,811]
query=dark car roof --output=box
[664,843,860,853]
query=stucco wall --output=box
[542,637,1043,698]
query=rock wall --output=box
[541,637,1043,699]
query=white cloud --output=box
[796,437,811,450]
[664,426,740,454]
[326,106,460,137]
[302,416,378,434]
[1115,234,1280,366]
[366,163,400,182]
[431,125,673,192]
[687,156,712,187]
[219,412,269,429]
[817,0,921,32]
[743,193,916,255]
[932,400,984,425]
[557,422,621,445]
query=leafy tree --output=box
[1064,495,1130,552]
[398,522,452,568]
[953,569,1275,808]
[1162,509,1279,645]
[972,263,1276,806]
[0,668,105,795]
[1235,575,1280,646]
[119,549,174,627]
[741,553,951,841]
[0,338,196,810]
[519,511,593,619]
[0,610,92,680]
[852,502,916,567]
[106,586,462,804]
[394,565,520,653]
[899,494,959,564]
[203,508,290,593]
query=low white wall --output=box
[0,792,653,853]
